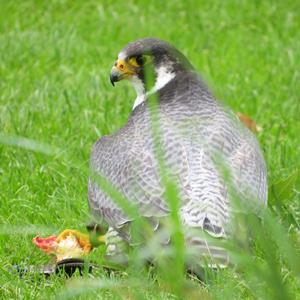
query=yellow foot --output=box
[89,231,106,247]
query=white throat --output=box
[131,66,175,110]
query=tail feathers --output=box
[185,232,230,268]
[105,226,230,268]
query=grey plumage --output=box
[88,38,267,264]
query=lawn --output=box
[0,0,300,299]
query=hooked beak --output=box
[109,59,135,86]
[110,66,121,86]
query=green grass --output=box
[1,0,300,299]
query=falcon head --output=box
[110,38,194,107]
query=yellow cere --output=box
[115,59,135,75]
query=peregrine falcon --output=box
[88,38,267,264]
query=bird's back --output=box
[88,71,267,239]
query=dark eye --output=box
[129,55,144,67]
[136,55,144,66]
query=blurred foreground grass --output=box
[0,0,300,299]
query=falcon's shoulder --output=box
[88,107,176,226]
